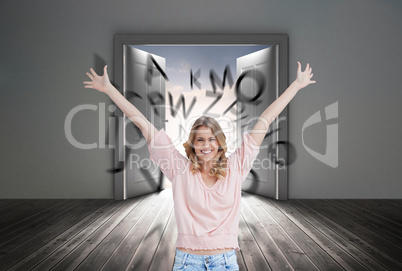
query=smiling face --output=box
[193,126,221,162]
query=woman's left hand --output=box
[295,61,316,89]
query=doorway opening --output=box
[113,35,289,201]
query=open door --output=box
[115,46,166,199]
[237,46,284,199]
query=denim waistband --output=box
[175,248,236,266]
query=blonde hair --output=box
[183,116,228,181]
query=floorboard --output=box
[240,198,292,271]
[0,191,401,271]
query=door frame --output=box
[113,34,289,200]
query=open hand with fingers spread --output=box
[83,65,112,94]
[295,61,316,89]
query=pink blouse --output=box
[148,128,260,251]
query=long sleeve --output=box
[147,129,189,182]
[227,132,260,182]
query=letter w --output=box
[168,92,196,119]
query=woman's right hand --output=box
[83,65,112,94]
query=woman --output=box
[84,61,315,270]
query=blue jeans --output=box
[172,248,240,271]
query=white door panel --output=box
[237,46,279,199]
[124,46,166,199]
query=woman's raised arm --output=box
[83,65,158,144]
[249,61,316,147]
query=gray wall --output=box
[1,0,401,199]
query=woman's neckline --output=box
[196,171,222,190]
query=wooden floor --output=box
[0,189,401,271]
